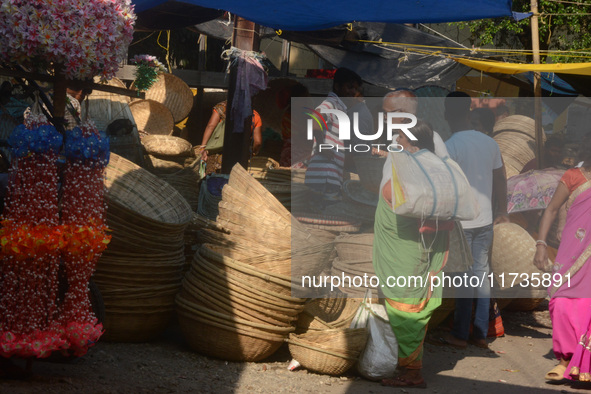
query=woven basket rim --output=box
[128,99,174,135]
[133,73,194,123]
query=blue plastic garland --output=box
[9,124,63,158]
[64,127,110,165]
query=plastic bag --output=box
[350,291,398,381]
[388,150,479,220]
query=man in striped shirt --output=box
[305,68,362,205]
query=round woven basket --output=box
[186,259,304,316]
[296,298,361,333]
[197,246,297,298]
[104,153,193,227]
[180,270,298,327]
[492,115,536,138]
[287,328,367,375]
[491,223,552,295]
[141,134,193,157]
[129,99,174,135]
[132,73,194,123]
[82,77,134,132]
[334,233,374,262]
[176,300,284,362]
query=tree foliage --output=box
[454,0,591,62]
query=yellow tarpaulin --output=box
[454,58,591,76]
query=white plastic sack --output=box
[385,150,478,221]
[351,292,398,381]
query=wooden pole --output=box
[221,16,260,174]
[280,40,291,77]
[531,0,544,169]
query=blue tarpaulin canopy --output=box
[132,0,512,30]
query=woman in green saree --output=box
[373,121,451,389]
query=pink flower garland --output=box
[0,0,135,80]
[0,111,110,359]
[59,120,110,357]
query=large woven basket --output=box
[133,73,194,123]
[141,134,193,157]
[491,223,551,296]
[493,115,543,178]
[82,77,134,132]
[288,328,367,375]
[187,256,304,316]
[334,233,374,262]
[104,153,193,227]
[296,298,361,333]
[129,99,174,135]
[181,269,299,327]
[176,297,285,362]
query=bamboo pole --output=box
[531,0,544,169]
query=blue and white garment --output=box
[304,92,347,199]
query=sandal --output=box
[545,364,567,381]
[381,376,427,389]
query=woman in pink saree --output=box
[534,138,591,382]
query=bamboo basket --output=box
[176,300,285,362]
[334,233,374,262]
[185,262,304,315]
[141,134,193,157]
[133,73,194,123]
[180,272,297,327]
[288,328,367,375]
[105,153,193,227]
[128,99,174,135]
[296,298,361,333]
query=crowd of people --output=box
[195,67,590,388]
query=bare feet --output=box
[427,332,467,348]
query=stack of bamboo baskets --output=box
[331,233,376,298]
[177,164,334,361]
[140,135,202,211]
[248,156,307,210]
[98,153,193,342]
[492,115,542,178]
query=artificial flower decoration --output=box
[0,0,136,80]
[130,54,167,92]
[0,106,65,358]
[0,106,111,359]
[58,119,110,356]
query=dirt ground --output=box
[0,299,586,393]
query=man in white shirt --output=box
[441,91,509,349]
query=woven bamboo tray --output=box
[141,134,193,157]
[133,73,194,123]
[128,99,174,135]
